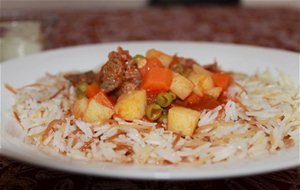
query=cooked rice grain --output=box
[11,71,300,164]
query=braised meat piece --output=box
[171,55,220,74]
[171,55,198,70]
[66,47,142,98]
[203,62,220,73]
[170,56,198,76]
[99,47,142,95]
[64,71,98,86]
[113,60,142,96]
[99,57,125,93]
[179,58,198,70]
[124,60,141,82]
[114,81,138,97]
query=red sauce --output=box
[146,91,159,104]
[173,94,226,111]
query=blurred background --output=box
[0,1,300,189]
[0,0,299,61]
[1,0,299,10]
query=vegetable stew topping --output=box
[68,47,232,136]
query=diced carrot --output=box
[212,72,232,91]
[93,90,114,109]
[85,84,101,98]
[140,57,164,76]
[140,67,173,92]
[185,92,202,105]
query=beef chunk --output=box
[64,71,98,86]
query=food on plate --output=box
[7,47,299,165]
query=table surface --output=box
[1,6,300,190]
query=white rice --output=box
[10,71,300,165]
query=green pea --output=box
[145,103,163,121]
[76,82,88,98]
[171,63,184,74]
[156,92,176,108]
[77,82,88,92]
[133,54,146,68]
[133,54,144,60]
[76,91,86,99]
[168,92,176,101]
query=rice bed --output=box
[11,71,300,165]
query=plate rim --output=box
[1,41,300,180]
[1,144,299,180]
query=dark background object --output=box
[151,0,239,5]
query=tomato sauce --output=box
[173,94,226,111]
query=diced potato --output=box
[188,72,204,96]
[114,90,146,120]
[146,49,173,67]
[198,74,214,91]
[73,97,88,119]
[188,72,214,96]
[170,73,194,100]
[83,99,114,123]
[168,106,200,136]
[205,87,222,99]
[192,64,212,76]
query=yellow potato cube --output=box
[205,87,222,99]
[167,106,200,136]
[188,72,204,96]
[188,72,214,96]
[198,74,214,91]
[83,99,114,124]
[73,97,88,119]
[170,73,194,100]
[146,49,173,67]
[192,64,212,76]
[114,90,146,120]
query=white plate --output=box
[1,41,299,180]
